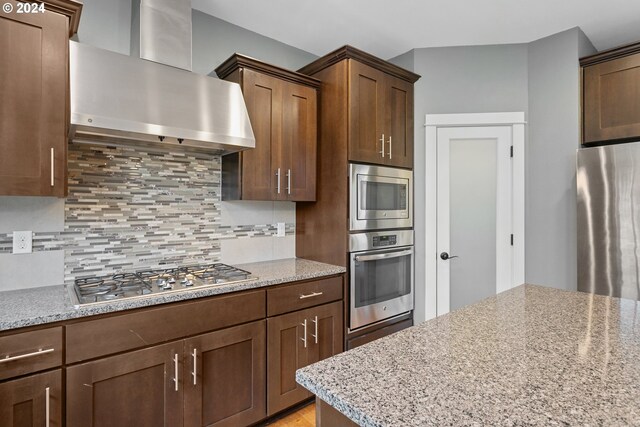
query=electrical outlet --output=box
[13,231,32,254]
[276,222,286,237]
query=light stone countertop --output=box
[296,284,640,426]
[0,258,345,331]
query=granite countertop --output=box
[296,284,640,426]
[0,258,345,332]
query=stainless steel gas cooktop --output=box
[70,263,256,307]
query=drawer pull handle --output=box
[45,386,50,427]
[311,315,318,344]
[173,353,179,391]
[191,348,197,386]
[0,348,54,363]
[50,148,55,187]
[300,319,308,348]
[299,291,323,300]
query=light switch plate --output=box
[13,231,33,254]
[276,223,286,237]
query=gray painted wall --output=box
[192,10,317,75]
[390,28,596,321]
[526,28,596,291]
[72,0,132,55]
[390,44,529,322]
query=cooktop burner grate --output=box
[72,263,256,306]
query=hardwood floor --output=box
[266,402,315,426]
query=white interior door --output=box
[436,126,513,315]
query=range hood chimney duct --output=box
[140,0,192,71]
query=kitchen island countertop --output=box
[0,258,345,331]
[296,284,640,426]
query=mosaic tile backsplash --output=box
[0,143,294,282]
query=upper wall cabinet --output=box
[0,0,82,197]
[300,45,419,170]
[215,55,320,202]
[348,60,415,168]
[581,42,640,145]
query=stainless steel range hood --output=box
[69,41,255,153]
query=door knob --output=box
[440,252,459,260]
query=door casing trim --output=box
[424,112,526,320]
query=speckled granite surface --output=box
[297,284,640,426]
[0,258,345,331]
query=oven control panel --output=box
[372,235,397,247]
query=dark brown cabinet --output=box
[267,301,343,416]
[581,42,640,144]
[295,46,418,265]
[348,60,414,168]
[215,54,319,201]
[348,60,387,165]
[184,321,266,427]
[0,0,81,197]
[67,321,266,427]
[66,341,184,427]
[5,273,344,427]
[0,370,62,427]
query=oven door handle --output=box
[354,249,413,262]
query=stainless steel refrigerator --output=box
[577,142,640,300]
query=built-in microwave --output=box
[349,163,413,231]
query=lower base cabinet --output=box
[67,320,266,427]
[0,370,62,427]
[184,321,266,427]
[66,341,184,427]
[267,301,343,415]
[5,274,344,427]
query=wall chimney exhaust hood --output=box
[69,41,255,153]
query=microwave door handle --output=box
[354,249,413,262]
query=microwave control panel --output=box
[372,235,397,247]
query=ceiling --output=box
[192,0,640,59]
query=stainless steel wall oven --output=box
[349,230,414,331]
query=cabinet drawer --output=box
[66,290,265,364]
[0,327,63,381]
[267,276,343,317]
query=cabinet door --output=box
[281,82,317,201]
[385,75,414,168]
[241,69,283,200]
[267,310,310,416]
[0,2,68,196]
[304,301,344,366]
[348,60,387,165]
[583,54,640,143]
[67,341,184,427]
[184,320,266,427]
[0,370,61,427]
